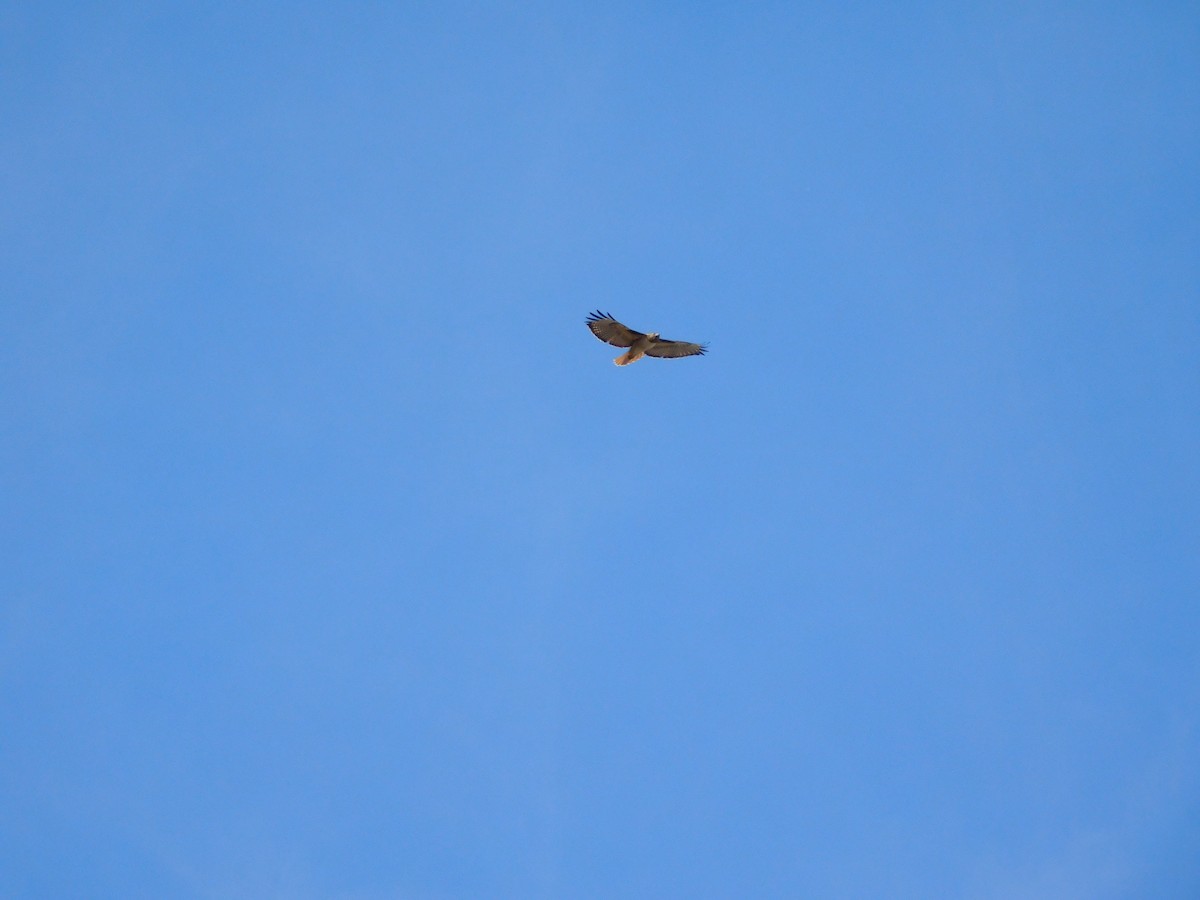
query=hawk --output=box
[585,311,708,366]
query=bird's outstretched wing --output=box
[586,311,643,348]
[646,338,707,359]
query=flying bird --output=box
[585,310,708,366]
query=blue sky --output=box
[2,3,1198,897]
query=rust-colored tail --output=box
[614,350,641,366]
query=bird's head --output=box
[648,332,660,340]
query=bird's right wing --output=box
[586,311,643,348]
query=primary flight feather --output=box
[585,311,708,366]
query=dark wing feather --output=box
[645,337,708,359]
[586,310,643,348]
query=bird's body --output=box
[585,311,706,366]
[615,331,659,366]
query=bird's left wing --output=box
[645,338,708,359]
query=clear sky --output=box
[3,3,1198,898]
